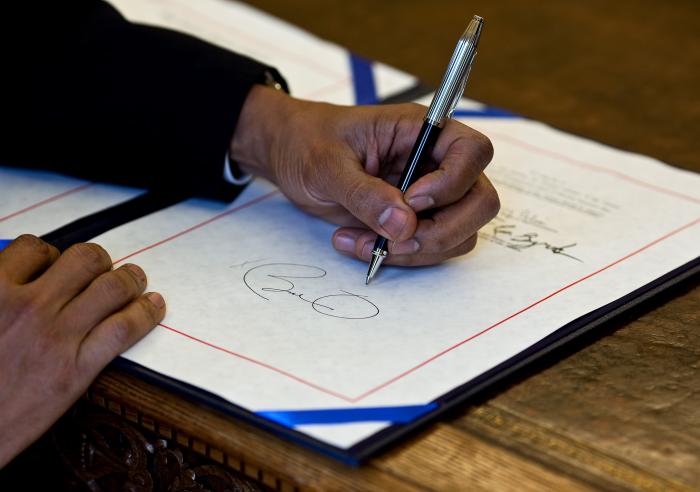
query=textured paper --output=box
[92,115,700,449]
[0,166,141,239]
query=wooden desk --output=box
[9,2,699,490]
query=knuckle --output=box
[386,253,418,267]
[345,181,373,216]
[101,271,136,300]
[9,289,46,327]
[124,263,145,282]
[436,235,454,252]
[473,132,495,166]
[386,102,424,126]
[440,234,477,261]
[14,234,51,255]
[483,186,501,219]
[448,235,478,260]
[405,102,426,117]
[137,296,160,326]
[429,227,454,253]
[463,234,479,254]
[68,243,112,276]
[108,317,133,349]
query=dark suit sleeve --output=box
[0,0,287,200]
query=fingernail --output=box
[407,195,435,212]
[147,292,165,309]
[126,263,146,283]
[378,207,409,239]
[391,238,420,255]
[360,240,374,259]
[334,232,355,253]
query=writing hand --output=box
[0,235,165,466]
[230,86,499,266]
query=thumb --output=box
[332,161,417,241]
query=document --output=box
[92,113,700,451]
[107,0,417,105]
[0,167,141,239]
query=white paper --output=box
[107,0,417,105]
[92,114,700,449]
[0,166,141,239]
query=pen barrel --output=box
[372,235,389,256]
[371,121,441,258]
[397,121,442,193]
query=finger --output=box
[77,292,165,373]
[58,263,147,340]
[329,158,418,242]
[333,228,479,267]
[404,121,494,213]
[33,243,112,306]
[295,200,366,229]
[0,235,60,284]
[332,175,499,264]
[334,227,424,262]
[409,174,500,254]
[333,227,374,258]
[385,234,480,266]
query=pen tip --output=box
[365,253,385,285]
[473,14,484,23]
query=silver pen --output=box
[366,15,484,284]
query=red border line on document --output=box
[114,181,699,401]
[0,183,93,223]
[159,323,355,403]
[113,190,279,265]
[150,218,698,402]
[350,216,700,401]
[488,130,700,205]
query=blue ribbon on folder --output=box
[452,107,520,118]
[348,52,521,119]
[349,53,378,105]
[0,239,11,251]
[257,403,438,428]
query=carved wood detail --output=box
[51,403,266,492]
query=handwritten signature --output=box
[497,207,557,233]
[242,263,379,320]
[485,224,582,262]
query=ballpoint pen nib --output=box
[365,253,385,285]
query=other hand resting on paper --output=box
[230,86,499,266]
[0,235,165,467]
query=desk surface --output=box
[93,1,700,490]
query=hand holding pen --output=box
[232,16,498,276]
[366,15,488,283]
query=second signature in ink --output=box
[485,224,583,262]
[243,263,379,320]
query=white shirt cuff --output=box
[223,151,253,185]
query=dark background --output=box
[246,0,700,171]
